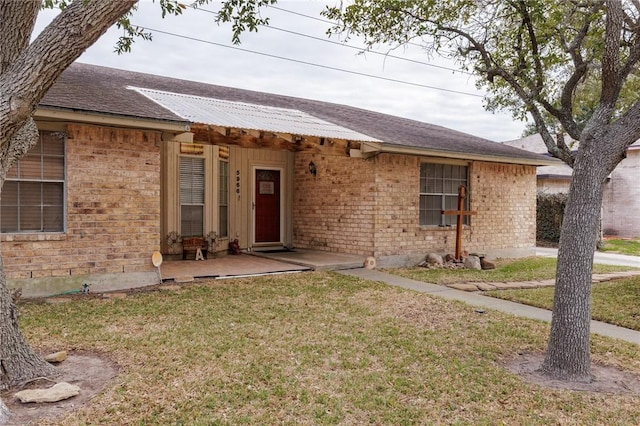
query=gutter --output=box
[35,107,191,133]
[360,141,560,166]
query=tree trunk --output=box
[0,0,138,395]
[0,397,8,425]
[0,250,57,390]
[540,146,608,382]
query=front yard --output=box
[389,257,640,331]
[11,270,640,425]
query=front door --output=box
[254,169,281,244]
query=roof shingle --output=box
[40,62,549,163]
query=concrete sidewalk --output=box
[536,246,640,268]
[338,268,640,346]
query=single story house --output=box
[2,63,554,294]
[503,134,640,238]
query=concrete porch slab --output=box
[160,254,311,281]
[248,248,366,271]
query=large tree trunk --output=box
[540,143,610,381]
[0,396,8,425]
[0,0,138,414]
[0,250,57,390]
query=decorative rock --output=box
[480,258,496,270]
[425,253,443,266]
[364,256,377,269]
[15,382,80,403]
[44,350,67,363]
[475,282,497,291]
[463,255,482,270]
[449,283,480,292]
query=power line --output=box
[195,6,471,76]
[264,25,473,76]
[267,4,454,54]
[137,25,484,98]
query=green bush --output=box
[536,192,567,243]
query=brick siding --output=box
[293,153,537,258]
[2,124,161,279]
[602,149,640,237]
[293,153,376,255]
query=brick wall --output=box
[602,149,640,237]
[293,153,537,260]
[2,123,161,280]
[293,152,376,255]
[468,162,537,253]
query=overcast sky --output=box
[34,1,527,142]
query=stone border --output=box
[448,270,640,292]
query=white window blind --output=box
[180,157,205,237]
[1,131,65,233]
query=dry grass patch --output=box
[487,276,640,331]
[387,257,637,285]
[14,272,640,425]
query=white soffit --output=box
[130,87,381,142]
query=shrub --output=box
[536,192,567,243]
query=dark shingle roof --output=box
[40,62,549,163]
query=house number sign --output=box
[235,170,240,194]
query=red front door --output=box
[255,169,281,243]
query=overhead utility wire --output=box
[137,25,484,98]
[264,25,473,76]
[267,5,449,53]
[195,6,471,76]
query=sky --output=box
[34,1,528,142]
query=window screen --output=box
[1,131,65,233]
[218,160,229,238]
[419,163,469,226]
[180,157,205,237]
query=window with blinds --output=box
[419,163,469,226]
[218,159,229,238]
[180,157,205,237]
[1,130,65,233]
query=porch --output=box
[160,249,365,282]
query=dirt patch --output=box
[503,352,640,395]
[1,352,117,425]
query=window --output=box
[419,163,469,226]
[180,157,205,237]
[1,130,65,233]
[218,159,229,238]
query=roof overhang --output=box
[360,141,560,166]
[35,107,191,133]
[130,87,382,143]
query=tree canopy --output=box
[325,1,640,167]
[325,0,640,382]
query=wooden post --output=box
[442,185,477,260]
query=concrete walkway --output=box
[337,268,640,346]
[536,246,640,267]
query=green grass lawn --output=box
[487,278,640,331]
[14,272,640,424]
[389,256,640,332]
[600,238,640,256]
[386,256,636,285]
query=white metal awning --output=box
[130,87,381,143]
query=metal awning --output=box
[130,87,381,143]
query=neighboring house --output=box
[2,63,554,294]
[503,133,640,238]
